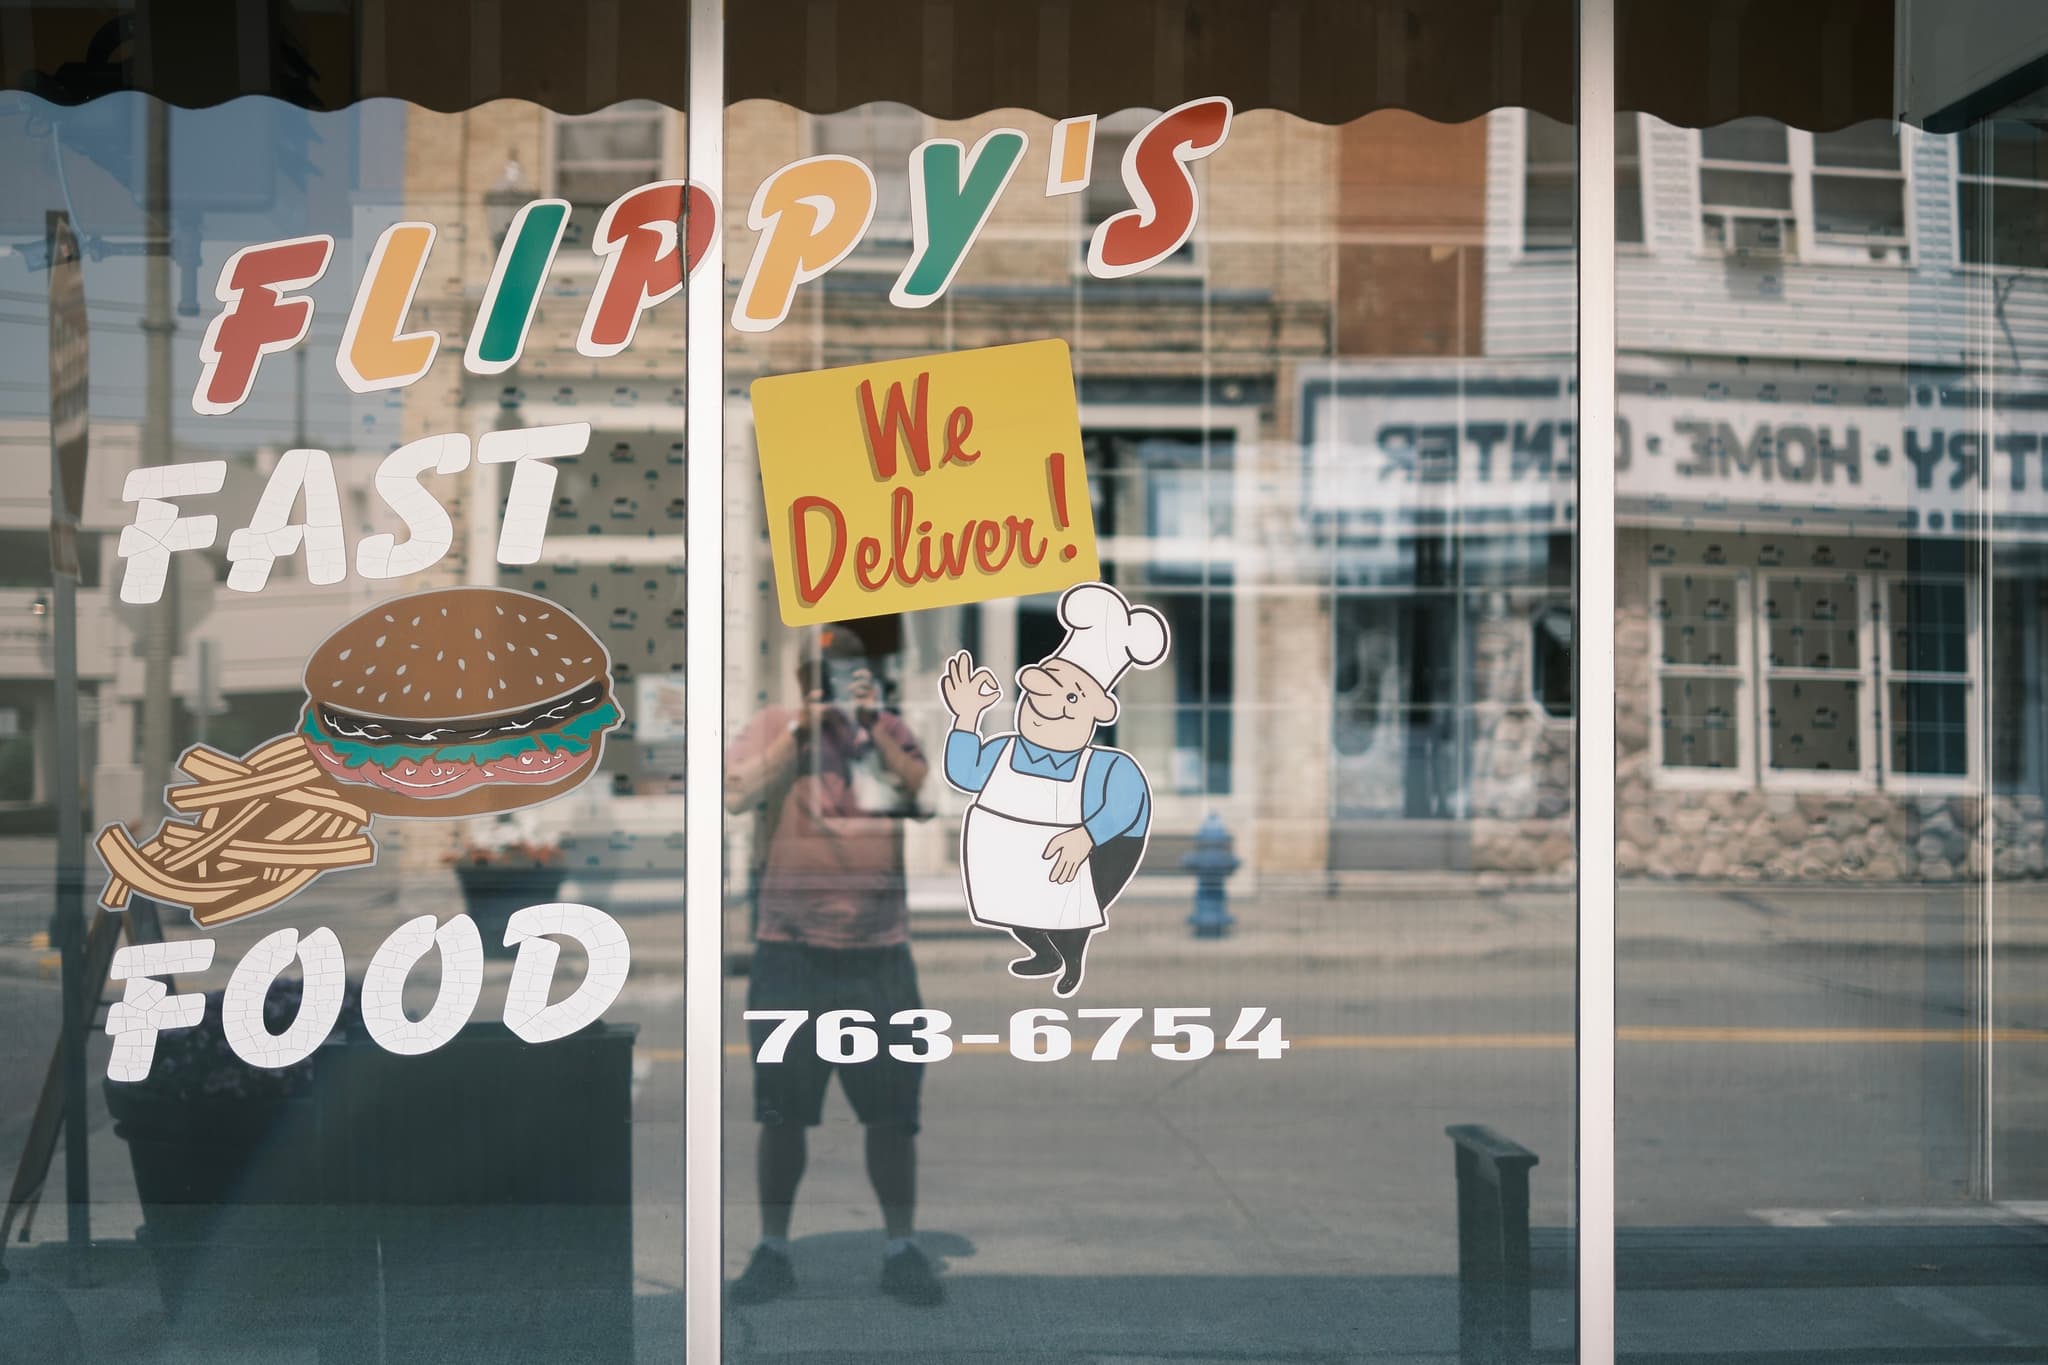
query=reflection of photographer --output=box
[816,654,924,816]
[722,624,942,1307]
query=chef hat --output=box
[1049,581,1171,692]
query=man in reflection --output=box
[723,624,942,1306]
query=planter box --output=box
[453,865,568,958]
[107,1021,636,1364]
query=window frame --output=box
[542,101,679,273]
[1876,570,1981,796]
[1074,109,1207,279]
[1953,123,2048,275]
[804,101,929,273]
[1755,570,1874,793]
[1530,599,1576,720]
[1073,403,1259,818]
[1519,109,1648,256]
[1652,565,1982,795]
[1689,123,1915,267]
[1650,566,1757,790]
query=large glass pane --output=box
[1617,13,2048,1359]
[719,22,1576,1360]
[2,81,686,1365]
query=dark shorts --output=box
[746,941,924,1132]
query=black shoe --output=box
[729,1244,796,1305]
[879,1243,944,1306]
[1050,929,1091,998]
[1008,948,1062,978]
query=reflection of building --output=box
[1481,112,2048,881]
[403,101,689,873]
[0,421,124,828]
[379,100,2048,886]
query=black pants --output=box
[1008,925,1093,968]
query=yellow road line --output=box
[634,1024,2048,1064]
[1622,1025,2048,1044]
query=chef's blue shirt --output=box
[943,732,1151,845]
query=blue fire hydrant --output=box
[1182,813,1240,938]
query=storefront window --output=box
[8,3,2048,1362]
[1617,4,2048,1357]
[718,27,1577,1350]
[0,42,687,1361]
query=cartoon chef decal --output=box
[940,581,1170,996]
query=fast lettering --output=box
[115,423,592,604]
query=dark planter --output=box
[103,1089,328,1316]
[106,1022,637,1363]
[453,863,567,958]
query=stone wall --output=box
[1466,590,1576,881]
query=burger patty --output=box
[306,742,597,799]
[315,682,610,748]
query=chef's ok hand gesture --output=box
[940,650,1003,733]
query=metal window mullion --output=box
[1576,0,1618,1362]
[684,0,726,1358]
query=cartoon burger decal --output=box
[95,587,622,927]
[299,588,622,816]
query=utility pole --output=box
[138,104,177,883]
[47,209,90,1272]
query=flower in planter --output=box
[122,977,366,1104]
[444,811,563,869]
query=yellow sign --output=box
[751,339,1100,625]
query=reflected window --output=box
[1694,118,1910,263]
[1654,570,1748,773]
[813,102,924,268]
[1084,110,1200,271]
[1531,603,1573,718]
[550,100,670,255]
[0,528,100,588]
[1886,578,1973,777]
[1958,120,2048,270]
[1524,111,1642,250]
[1699,118,1795,256]
[1762,574,1864,776]
[1654,553,1977,789]
[1811,122,1908,260]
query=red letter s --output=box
[1085,98,1232,280]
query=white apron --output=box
[962,738,1105,931]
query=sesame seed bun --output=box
[299,587,620,818]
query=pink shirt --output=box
[726,705,925,949]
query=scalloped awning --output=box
[1,0,1897,131]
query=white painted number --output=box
[745,1009,808,1064]
[1223,1006,1292,1059]
[1078,1007,1143,1061]
[816,1008,879,1063]
[890,1008,955,1062]
[746,1005,1287,1065]
[1009,1008,1072,1061]
[1151,1006,1214,1060]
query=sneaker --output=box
[878,1242,944,1306]
[729,1244,796,1305]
